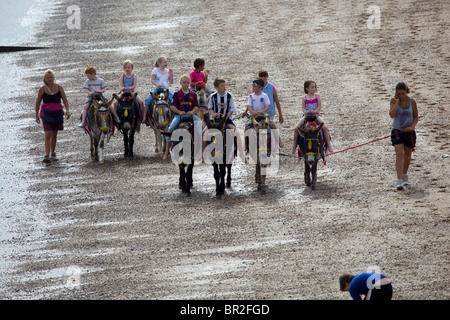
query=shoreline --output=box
[1,0,448,300]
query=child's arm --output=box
[151,74,160,87]
[259,104,270,115]
[170,104,185,115]
[301,96,307,114]
[119,74,125,92]
[247,105,257,116]
[204,70,209,84]
[314,94,322,114]
[168,68,173,84]
[188,106,199,116]
[273,90,283,123]
[242,106,249,116]
[85,88,94,95]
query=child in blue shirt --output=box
[339,272,393,300]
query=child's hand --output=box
[204,70,210,76]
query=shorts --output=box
[391,129,416,149]
[366,283,393,300]
[42,119,63,131]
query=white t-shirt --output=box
[248,92,270,112]
[152,68,170,90]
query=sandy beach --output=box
[0,0,448,301]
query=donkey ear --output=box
[203,112,212,128]
[91,98,99,107]
[316,122,324,132]
[218,113,228,129]
[132,92,138,101]
[165,89,169,99]
[112,93,120,101]
[105,97,115,107]
[297,127,306,137]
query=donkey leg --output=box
[129,129,135,157]
[123,131,129,157]
[213,163,221,197]
[311,161,318,191]
[226,164,232,188]
[178,164,186,193]
[90,137,95,161]
[260,173,266,195]
[185,164,193,196]
[154,129,160,153]
[219,164,226,194]
[256,163,261,191]
[99,134,105,164]
[179,165,186,192]
[304,162,311,186]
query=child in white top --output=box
[245,79,284,148]
[143,56,174,123]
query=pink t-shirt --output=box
[189,69,206,88]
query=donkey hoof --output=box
[311,185,316,191]
[99,160,105,164]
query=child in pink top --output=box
[189,58,211,93]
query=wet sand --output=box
[0,0,448,300]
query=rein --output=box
[327,130,414,156]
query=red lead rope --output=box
[327,130,415,156]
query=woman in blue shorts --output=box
[389,82,418,190]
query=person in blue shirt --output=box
[339,272,393,300]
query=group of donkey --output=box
[84,89,327,197]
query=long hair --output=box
[43,69,55,86]
[395,82,410,93]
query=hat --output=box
[252,79,264,87]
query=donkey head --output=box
[203,111,228,131]
[151,88,169,103]
[251,115,270,131]
[298,121,324,138]
[92,96,115,109]
[113,92,137,106]
[196,88,211,107]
